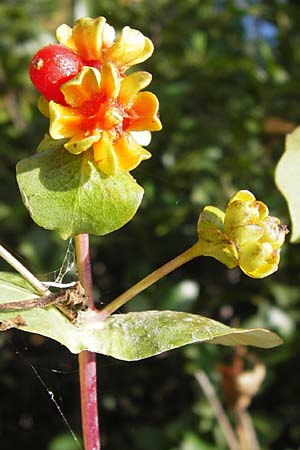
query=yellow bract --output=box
[56,17,154,72]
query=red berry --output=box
[29,44,83,104]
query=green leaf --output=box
[275,126,300,243]
[16,137,144,239]
[0,272,77,344]
[48,433,83,450]
[0,273,282,360]
[81,310,282,360]
[0,272,40,300]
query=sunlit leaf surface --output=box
[276,126,300,243]
[16,136,144,239]
[0,273,282,360]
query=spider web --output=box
[42,239,77,289]
[55,239,76,284]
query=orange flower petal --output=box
[49,101,83,139]
[126,92,162,131]
[99,62,120,100]
[71,17,107,61]
[106,26,153,70]
[119,71,152,104]
[65,132,101,154]
[61,67,101,108]
[93,132,118,176]
[114,133,151,172]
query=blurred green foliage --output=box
[1,0,300,449]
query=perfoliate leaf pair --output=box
[17,137,143,239]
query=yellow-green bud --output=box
[197,206,238,269]
[239,242,280,278]
[224,191,268,233]
[196,190,288,278]
[197,206,225,242]
[224,190,287,278]
[260,216,286,249]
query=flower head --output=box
[56,17,154,73]
[224,190,287,278]
[30,17,161,175]
[197,190,288,278]
[47,62,161,175]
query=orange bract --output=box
[56,17,154,73]
[48,63,162,175]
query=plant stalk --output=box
[195,370,240,450]
[98,242,201,318]
[0,243,48,295]
[236,410,261,450]
[75,234,100,450]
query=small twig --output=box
[195,370,240,450]
[97,243,201,319]
[0,243,48,295]
[0,282,88,322]
[236,410,260,450]
[0,292,62,311]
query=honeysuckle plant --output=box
[0,16,288,450]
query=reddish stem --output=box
[75,234,100,450]
[78,351,100,450]
[75,233,96,310]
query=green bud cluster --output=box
[197,190,288,278]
